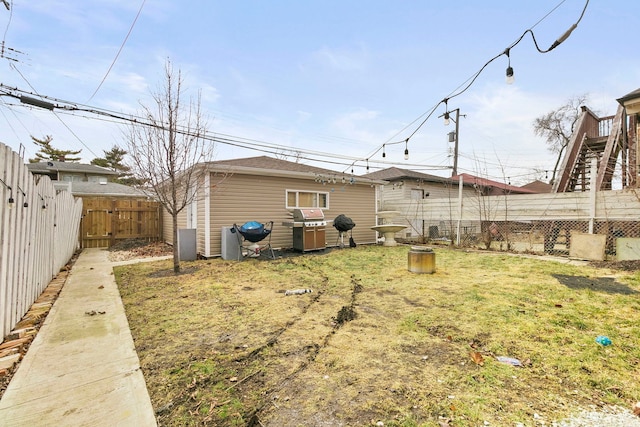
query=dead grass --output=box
[114,245,640,426]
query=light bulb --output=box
[404,148,409,160]
[506,66,514,84]
[444,112,450,126]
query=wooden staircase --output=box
[553,105,634,192]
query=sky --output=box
[0,0,639,185]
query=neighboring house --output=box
[451,173,538,196]
[27,161,159,248]
[166,155,385,258]
[363,167,477,202]
[363,168,547,240]
[362,167,478,239]
[520,180,552,193]
[27,161,119,183]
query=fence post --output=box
[589,157,597,234]
[456,175,463,246]
[110,199,116,247]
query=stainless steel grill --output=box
[290,209,326,251]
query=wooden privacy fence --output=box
[0,142,83,338]
[81,197,161,248]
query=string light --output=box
[404,139,409,160]
[16,185,28,207]
[505,48,514,84]
[0,178,15,209]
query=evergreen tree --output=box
[29,135,82,163]
[91,145,129,172]
[91,145,146,186]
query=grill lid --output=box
[292,208,325,221]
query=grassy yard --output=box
[115,245,640,426]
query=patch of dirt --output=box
[589,259,640,271]
[147,266,200,278]
[107,239,173,262]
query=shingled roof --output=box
[362,166,454,183]
[452,173,537,194]
[207,156,385,184]
[208,156,340,175]
[53,181,150,197]
[27,161,119,175]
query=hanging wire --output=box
[362,0,590,169]
[86,0,147,102]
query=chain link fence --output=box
[406,219,640,259]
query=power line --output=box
[86,0,147,103]
[1,83,452,171]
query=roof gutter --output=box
[206,164,387,185]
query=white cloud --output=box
[307,44,369,72]
[331,108,380,138]
[296,110,312,123]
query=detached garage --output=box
[164,156,384,258]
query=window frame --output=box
[285,189,329,209]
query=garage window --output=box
[286,190,328,209]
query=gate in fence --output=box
[81,197,162,248]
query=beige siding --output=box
[162,205,188,245]
[162,205,172,243]
[206,172,377,256]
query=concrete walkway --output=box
[0,248,158,427]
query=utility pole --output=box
[444,108,463,176]
[452,108,460,176]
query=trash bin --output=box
[178,228,197,261]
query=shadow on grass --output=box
[552,274,639,295]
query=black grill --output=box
[333,214,355,232]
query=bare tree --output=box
[126,60,212,273]
[533,94,588,185]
